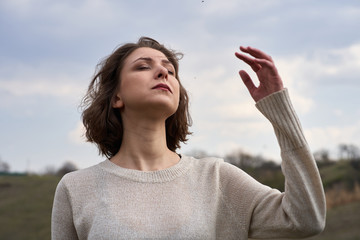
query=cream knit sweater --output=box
[51,89,326,240]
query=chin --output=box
[160,105,178,118]
[145,100,178,117]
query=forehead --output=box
[126,47,168,63]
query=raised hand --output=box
[235,46,284,102]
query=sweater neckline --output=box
[98,155,192,183]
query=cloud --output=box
[274,42,360,114]
[0,61,89,105]
[338,5,360,20]
[214,102,258,119]
[68,121,86,145]
[0,0,127,57]
[1,0,359,173]
[183,43,359,122]
[305,120,360,157]
[181,116,278,160]
[181,41,360,161]
[1,0,118,27]
[200,0,281,17]
[277,42,360,86]
[0,79,84,98]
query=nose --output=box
[155,65,168,80]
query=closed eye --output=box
[137,65,150,70]
[167,69,175,75]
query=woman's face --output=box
[113,47,180,119]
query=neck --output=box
[110,114,179,171]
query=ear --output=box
[112,93,124,109]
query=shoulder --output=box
[186,155,223,164]
[189,155,270,189]
[184,155,224,170]
[185,155,271,198]
[57,161,104,190]
[184,155,250,179]
[185,155,243,171]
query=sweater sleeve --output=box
[250,89,326,238]
[219,89,326,239]
[51,177,79,240]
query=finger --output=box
[235,52,261,72]
[253,59,283,88]
[239,70,257,94]
[240,46,273,62]
[240,46,272,61]
[253,58,280,77]
[253,58,275,69]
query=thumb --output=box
[239,70,257,95]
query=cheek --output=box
[119,75,134,90]
[119,74,144,96]
[174,82,181,103]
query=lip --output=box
[152,83,172,93]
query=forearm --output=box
[250,89,325,238]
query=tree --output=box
[43,165,57,175]
[0,157,10,173]
[314,149,330,162]
[186,149,210,159]
[57,161,78,176]
[338,144,360,161]
[225,149,264,169]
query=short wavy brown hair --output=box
[81,37,192,158]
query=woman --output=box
[52,37,326,239]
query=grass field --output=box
[0,175,60,240]
[307,201,360,240]
[1,175,359,240]
[257,201,360,240]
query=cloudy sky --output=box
[1,0,359,172]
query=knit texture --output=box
[51,89,326,240]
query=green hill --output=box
[319,160,360,190]
[1,163,360,240]
[0,175,60,240]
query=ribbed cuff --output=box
[255,89,307,152]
